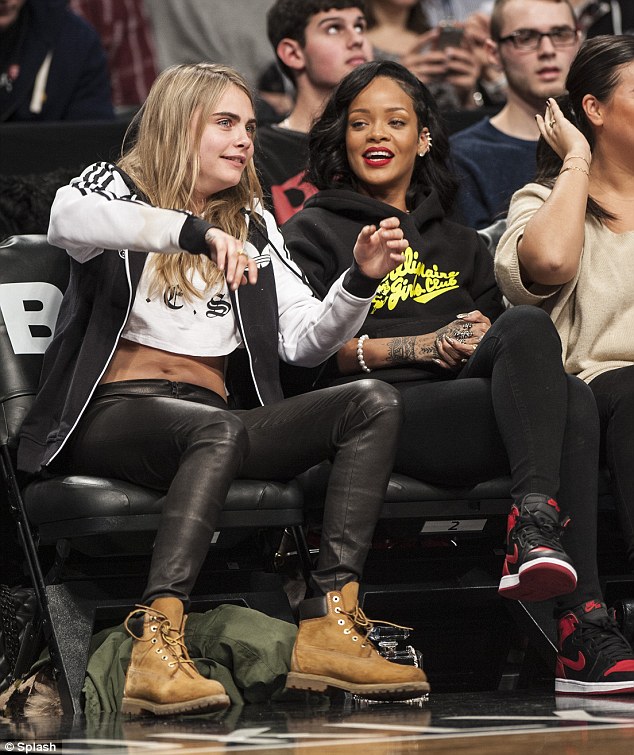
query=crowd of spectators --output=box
[1,1,630,126]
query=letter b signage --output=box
[0,282,62,354]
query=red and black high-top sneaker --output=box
[498,493,577,601]
[556,601,634,695]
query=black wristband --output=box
[179,215,216,256]
[342,259,383,298]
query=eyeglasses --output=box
[498,27,578,51]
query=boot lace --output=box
[516,512,568,552]
[578,615,634,663]
[125,604,196,670]
[340,603,412,647]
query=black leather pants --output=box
[54,378,402,602]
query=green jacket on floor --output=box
[84,604,297,715]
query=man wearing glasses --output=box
[450,0,580,229]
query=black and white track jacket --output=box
[17,162,381,474]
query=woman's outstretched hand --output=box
[434,310,490,370]
[204,228,258,291]
[352,217,408,280]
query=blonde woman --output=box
[18,63,429,715]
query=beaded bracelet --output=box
[559,165,589,178]
[563,155,590,168]
[356,334,372,373]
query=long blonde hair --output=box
[118,62,263,300]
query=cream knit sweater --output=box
[495,182,634,383]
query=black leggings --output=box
[589,365,634,566]
[53,379,403,604]
[394,306,602,611]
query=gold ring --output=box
[236,250,248,258]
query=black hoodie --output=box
[285,185,502,324]
[282,186,504,385]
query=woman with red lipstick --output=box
[282,60,634,695]
[18,61,431,715]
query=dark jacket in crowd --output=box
[0,0,114,122]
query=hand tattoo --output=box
[435,319,473,344]
[386,336,438,364]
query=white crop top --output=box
[121,255,243,356]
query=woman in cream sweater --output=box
[496,36,634,586]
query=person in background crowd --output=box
[450,0,580,229]
[496,38,634,686]
[283,59,634,695]
[255,60,295,125]
[70,0,158,114]
[365,0,484,110]
[423,0,492,26]
[0,0,114,121]
[18,61,429,715]
[255,0,372,225]
[572,0,634,37]
[143,0,275,89]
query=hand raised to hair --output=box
[536,97,592,164]
[352,217,408,280]
[204,227,258,291]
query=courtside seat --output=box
[383,472,511,518]
[298,462,512,540]
[25,476,304,555]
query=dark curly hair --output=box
[0,167,83,239]
[305,60,457,213]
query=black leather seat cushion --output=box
[24,475,304,553]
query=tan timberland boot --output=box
[121,597,230,716]
[286,582,430,700]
